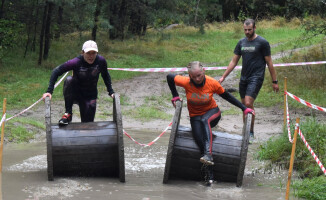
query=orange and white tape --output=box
[0,113,6,128]
[285,92,326,175]
[4,72,69,122]
[108,61,326,72]
[123,122,172,147]
[286,91,326,113]
[298,128,326,175]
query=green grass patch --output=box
[222,107,242,115]
[4,117,45,142]
[0,19,320,112]
[292,176,326,200]
[257,117,326,178]
[125,106,172,122]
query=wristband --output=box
[272,80,278,84]
[171,96,181,104]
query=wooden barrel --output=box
[45,94,125,182]
[163,101,251,187]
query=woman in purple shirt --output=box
[42,40,115,125]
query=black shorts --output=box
[239,77,263,99]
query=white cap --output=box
[82,40,98,53]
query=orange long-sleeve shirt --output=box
[174,75,225,117]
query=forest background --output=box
[0,0,326,199]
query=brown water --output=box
[1,129,299,200]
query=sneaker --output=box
[200,154,214,165]
[205,179,214,186]
[58,113,72,125]
[249,132,254,144]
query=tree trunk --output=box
[109,0,128,40]
[43,1,54,60]
[38,2,48,65]
[194,0,200,27]
[24,0,37,58]
[0,0,5,19]
[31,0,39,52]
[55,4,63,39]
[92,0,102,41]
[109,0,120,40]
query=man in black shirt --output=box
[219,19,279,143]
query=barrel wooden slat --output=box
[51,121,116,130]
[172,147,240,166]
[113,94,125,183]
[163,100,252,186]
[174,133,242,156]
[45,97,53,181]
[52,154,118,164]
[45,95,125,181]
[52,145,116,155]
[163,101,183,184]
[236,114,252,187]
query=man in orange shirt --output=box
[167,61,254,183]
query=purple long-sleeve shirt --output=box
[46,55,114,99]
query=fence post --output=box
[283,77,287,127]
[285,117,300,200]
[0,98,7,173]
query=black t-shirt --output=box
[234,35,271,80]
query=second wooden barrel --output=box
[163,101,251,187]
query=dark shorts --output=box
[239,77,263,99]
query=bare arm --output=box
[219,54,241,83]
[265,55,279,92]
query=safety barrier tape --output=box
[285,94,293,143]
[107,60,326,72]
[0,113,6,129]
[298,128,326,175]
[4,72,69,122]
[123,122,172,147]
[286,93,326,175]
[286,91,326,113]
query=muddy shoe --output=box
[200,154,214,165]
[249,132,254,144]
[205,179,214,186]
[58,113,72,125]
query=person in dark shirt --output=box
[42,40,115,125]
[219,19,279,143]
[167,61,254,184]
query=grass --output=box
[222,107,242,115]
[3,117,45,142]
[257,117,326,198]
[255,41,326,108]
[0,19,318,109]
[292,176,326,200]
[258,117,326,177]
[125,106,172,122]
[0,19,325,140]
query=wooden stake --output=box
[0,98,7,173]
[283,77,287,127]
[285,117,300,200]
[0,172,2,200]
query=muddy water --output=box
[1,129,299,200]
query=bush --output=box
[0,19,24,59]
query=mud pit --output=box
[2,67,325,200]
